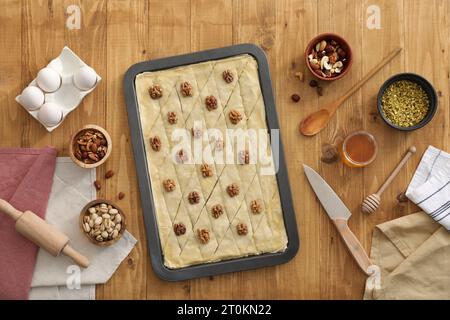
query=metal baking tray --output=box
[124,44,299,281]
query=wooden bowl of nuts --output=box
[305,33,352,81]
[69,124,112,169]
[80,199,126,247]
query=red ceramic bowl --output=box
[304,33,353,81]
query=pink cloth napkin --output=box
[0,147,57,300]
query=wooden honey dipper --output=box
[362,146,416,214]
[0,199,90,268]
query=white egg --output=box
[20,86,45,111]
[73,66,97,91]
[36,67,61,93]
[38,102,63,127]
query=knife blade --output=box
[303,164,351,221]
[303,164,374,275]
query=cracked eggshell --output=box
[36,67,61,93]
[19,86,45,111]
[73,66,97,91]
[38,102,63,127]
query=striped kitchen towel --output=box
[406,146,450,230]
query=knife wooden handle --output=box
[333,218,373,276]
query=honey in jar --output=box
[340,131,378,168]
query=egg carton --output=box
[15,46,101,132]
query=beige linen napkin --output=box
[29,158,137,300]
[364,212,450,300]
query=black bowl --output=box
[377,73,438,131]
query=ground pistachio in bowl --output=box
[381,80,430,128]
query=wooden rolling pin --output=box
[0,199,90,268]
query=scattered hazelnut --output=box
[321,143,339,164]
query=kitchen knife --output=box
[303,165,374,276]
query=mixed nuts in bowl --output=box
[305,33,352,81]
[80,199,126,246]
[70,124,112,169]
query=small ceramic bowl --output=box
[377,73,438,131]
[69,124,112,169]
[79,199,126,247]
[304,33,353,81]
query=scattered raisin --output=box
[317,86,324,96]
[309,80,318,87]
[291,94,301,103]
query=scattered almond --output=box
[105,170,114,179]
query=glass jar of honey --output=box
[340,131,378,168]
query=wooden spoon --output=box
[299,47,402,136]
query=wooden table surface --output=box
[1,0,449,300]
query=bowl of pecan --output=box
[305,33,352,81]
[69,124,112,169]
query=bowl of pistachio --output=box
[377,73,438,131]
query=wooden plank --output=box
[188,0,233,299]
[317,0,365,299]
[0,0,22,148]
[145,0,192,300]
[361,0,406,252]
[99,0,149,299]
[274,0,320,299]
[404,0,450,214]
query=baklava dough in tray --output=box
[135,54,287,269]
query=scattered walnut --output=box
[227,183,240,197]
[197,228,210,244]
[191,127,202,139]
[223,69,234,83]
[200,164,213,177]
[163,179,176,192]
[205,95,218,111]
[150,136,161,151]
[236,223,248,236]
[176,149,189,164]
[295,71,304,82]
[238,150,250,165]
[250,199,262,214]
[173,223,186,236]
[229,109,242,124]
[180,81,193,97]
[188,191,200,204]
[167,111,178,124]
[149,84,163,99]
[211,204,224,219]
[321,143,339,164]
